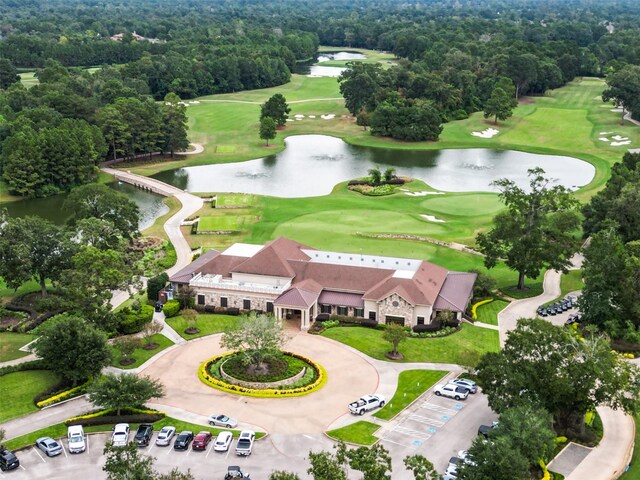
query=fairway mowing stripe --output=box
[421,403,459,415]
[408,414,445,427]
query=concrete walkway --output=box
[2,396,92,440]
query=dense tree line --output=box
[580,152,640,341]
[0,62,188,197]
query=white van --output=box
[67,425,86,453]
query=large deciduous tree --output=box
[476,319,640,437]
[403,455,439,480]
[103,442,155,480]
[89,373,164,416]
[33,314,111,385]
[64,184,140,239]
[0,58,19,89]
[261,94,291,127]
[476,168,580,291]
[603,65,640,123]
[0,213,72,296]
[220,313,287,371]
[483,86,514,124]
[456,435,530,480]
[338,62,384,116]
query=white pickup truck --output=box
[348,394,386,415]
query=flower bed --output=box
[36,378,92,408]
[65,407,165,427]
[199,351,327,398]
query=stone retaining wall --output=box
[219,360,307,389]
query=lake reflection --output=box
[152,135,595,197]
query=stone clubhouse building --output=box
[168,237,476,331]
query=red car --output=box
[192,431,212,450]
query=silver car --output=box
[208,414,238,429]
[451,378,478,394]
[155,426,176,446]
[36,437,63,457]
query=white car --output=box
[348,394,386,415]
[213,431,233,452]
[434,383,469,400]
[112,423,130,446]
[235,430,255,456]
[208,414,238,429]
[155,426,176,446]
[67,425,86,453]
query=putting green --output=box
[420,193,504,217]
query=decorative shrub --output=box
[199,352,327,398]
[65,407,165,427]
[0,359,47,377]
[539,459,551,480]
[36,378,92,408]
[471,298,494,319]
[162,299,181,318]
[322,320,340,329]
[412,322,442,333]
[409,326,458,338]
[315,313,330,322]
[117,304,154,334]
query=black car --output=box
[155,302,163,312]
[225,466,250,479]
[135,424,154,447]
[478,422,498,438]
[0,448,19,471]
[539,308,548,317]
[174,431,194,450]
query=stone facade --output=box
[195,289,278,312]
[378,293,416,326]
[219,360,307,389]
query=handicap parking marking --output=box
[393,426,433,440]
[420,402,459,416]
[408,414,445,428]
[453,403,464,410]
[412,440,423,448]
[427,427,437,434]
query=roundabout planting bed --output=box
[199,351,327,397]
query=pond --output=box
[151,135,596,197]
[296,51,366,77]
[1,182,169,230]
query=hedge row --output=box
[0,359,47,377]
[201,305,241,315]
[65,407,165,427]
[199,351,327,398]
[162,299,181,318]
[36,378,92,408]
[117,304,154,334]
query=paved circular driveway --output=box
[140,333,378,434]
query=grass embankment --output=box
[141,196,182,241]
[561,269,584,295]
[3,416,265,451]
[0,333,33,362]
[326,421,380,446]
[166,314,242,340]
[198,216,240,232]
[0,370,62,423]
[618,415,640,480]
[475,299,510,326]
[110,334,174,369]
[374,370,447,421]
[322,325,499,366]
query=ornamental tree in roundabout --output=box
[200,313,327,397]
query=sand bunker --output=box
[321,114,336,120]
[309,115,316,119]
[294,114,305,119]
[471,128,499,139]
[404,191,445,197]
[421,214,446,223]
[599,132,632,147]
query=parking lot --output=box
[378,386,497,477]
[2,430,332,479]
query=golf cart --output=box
[225,466,250,479]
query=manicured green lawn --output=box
[110,334,174,369]
[322,325,499,366]
[0,333,33,362]
[0,370,62,423]
[166,313,242,339]
[198,215,240,232]
[326,421,380,445]
[475,299,510,326]
[561,269,584,295]
[618,414,640,480]
[374,370,447,421]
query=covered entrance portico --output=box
[274,305,314,331]
[273,283,321,331]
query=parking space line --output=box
[61,444,68,458]
[186,446,193,456]
[166,447,173,455]
[225,448,230,460]
[420,402,459,415]
[147,444,156,455]
[19,465,26,470]
[380,438,415,448]
[32,448,47,463]
[206,446,214,459]
[408,414,445,427]
[393,426,432,440]
[86,435,89,454]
